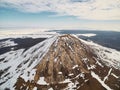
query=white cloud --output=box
[0,0,120,20]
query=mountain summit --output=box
[0,34,120,90]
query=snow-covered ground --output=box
[91,71,112,90]
[0,28,48,35]
[76,33,96,37]
[0,28,58,39]
[0,35,58,90]
[37,77,48,85]
[0,34,120,90]
[0,39,17,48]
[80,38,120,70]
[0,29,97,40]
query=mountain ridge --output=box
[0,34,120,90]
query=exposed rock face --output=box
[0,34,120,90]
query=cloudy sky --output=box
[0,0,120,31]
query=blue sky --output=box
[0,7,82,28]
[0,0,120,31]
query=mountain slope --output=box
[0,34,120,90]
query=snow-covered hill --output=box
[0,34,120,90]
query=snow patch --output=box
[58,72,62,75]
[76,33,96,37]
[0,39,17,48]
[95,60,104,67]
[111,73,119,78]
[68,45,74,52]
[65,80,79,90]
[91,71,112,90]
[103,68,112,82]
[73,73,85,79]
[82,58,89,64]
[20,69,36,82]
[37,77,48,85]
[69,73,74,76]
[87,65,96,70]
[33,87,37,90]
[72,65,78,69]
[54,57,58,62]
[48,87,54,90]
[62,79,71,83]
